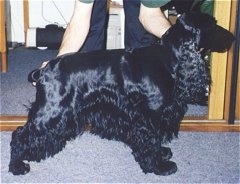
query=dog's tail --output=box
[28,69,42,83]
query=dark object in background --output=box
[36,24,65,49]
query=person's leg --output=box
[80,0,108,52]
[123,0,156,49]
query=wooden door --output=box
[0,0,7,72]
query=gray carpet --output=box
[1,131,239,183]
[0,47,208,116]
[0,47,57,115]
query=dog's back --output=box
[29,45,175,100]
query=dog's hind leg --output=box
[9,105,79,175]
[8,125,32,175]
[9,75,85,175]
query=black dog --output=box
[9,13,234,176]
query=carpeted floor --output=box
[1,131,239,183]
[0,47,57,115]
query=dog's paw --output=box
[153,161,177,176]
[158,147,173,161]
[9,160,30,175]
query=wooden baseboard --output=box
[0,115,239,132]
[0,116,27,131]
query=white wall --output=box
[8,0,124,48]
[28,0,74,28]
[8,0,74,43]
[7,0,25,43]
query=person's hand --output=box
[40,61,49,68]
[32,61,49,86]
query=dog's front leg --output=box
[130,114,177,176]
[131,141,177,176]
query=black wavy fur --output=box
[9,13,234,176]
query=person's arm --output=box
[139,3,171,38]
[57,0,93,57]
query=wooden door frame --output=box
[23,0,29,45]
[0,0,7,72]
[224,0,240,123]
